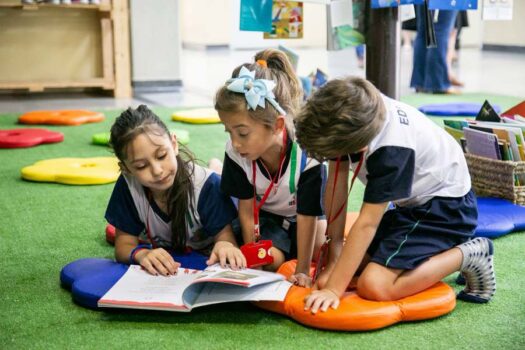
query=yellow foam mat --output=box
[21,157,120,185]
[171,108,220,124]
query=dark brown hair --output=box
[295,76,386,160]
[110,105,194,253]
[214,48,302,136]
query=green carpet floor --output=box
[1,95,524,349]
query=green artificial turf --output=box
[1,95,525,349]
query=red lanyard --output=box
[313,153,364,281]
[326,153,364,227]
[251,131,288,241]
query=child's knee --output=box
[357,273,396,301]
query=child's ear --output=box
[274,115,286,134]
[171,133,179,156]
[118,162,129,173]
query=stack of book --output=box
[445,100,525,161]
[444,100,525,185]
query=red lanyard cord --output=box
[251,131,288,241]
[313,153,364,281]
[326,154,364,228]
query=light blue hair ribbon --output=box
[226,66,287,116]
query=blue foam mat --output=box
[475,197,525,238]
[419,102,501,117]
[61,252,208,309]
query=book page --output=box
[190,280,292,309]
[98,265,201,312]
[195,264,285,287]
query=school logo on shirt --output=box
[396,105,409,126]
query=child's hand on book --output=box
[288,272,312,288]
[207,241,247,270]
[136,248,180,276]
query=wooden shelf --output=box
[0,3,111,11]
[0,0,130,97]
[0,79,114,92]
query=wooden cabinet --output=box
[0,0,131,97]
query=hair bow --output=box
[226,66,287,116]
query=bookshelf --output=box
[0,0,131,97]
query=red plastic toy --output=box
[0,128,64,148]
[241,240,274,268]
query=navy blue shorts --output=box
[368,190,478,270]
[232,213,298,260]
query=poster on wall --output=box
[428,0,478,10]
[263,1,303,39]
[482,0,513,20]
[239,0,273,32]
[328,0,365,50]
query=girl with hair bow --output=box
[214,48,326,287]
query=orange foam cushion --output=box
[18,110,104,126]
[255,260,456,331]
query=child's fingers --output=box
[298,275,312,288]
[219,251,228,268]
[303,293,315,310]
[140,259,159,276]
[149,256,170,276]
[206,253,218,266]
[320,298,336,312]
[229,249,245,270]
[238,253,247,269]
[159,250,179,274]
[309,296,325,314]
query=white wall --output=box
[459,10,483,48]
[180,0,232,47]
[129,0,182,82]
[482,1,525,47]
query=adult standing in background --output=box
[410,5,458,94]
[447,10,469,87]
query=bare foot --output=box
[433,88,461,95]
[449,75,464,87]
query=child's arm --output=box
[290,214,317,287]
[315,159,350,289]
[304,201,389,314]
[207,224,247,269]
[238,198,256,244]
[114,228,180,276]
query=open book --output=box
[98,264,292,312]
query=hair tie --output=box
[225,66,286,115]
[256,59,267,68]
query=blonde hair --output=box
[214,48,302,136]
[295,76,386,160]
